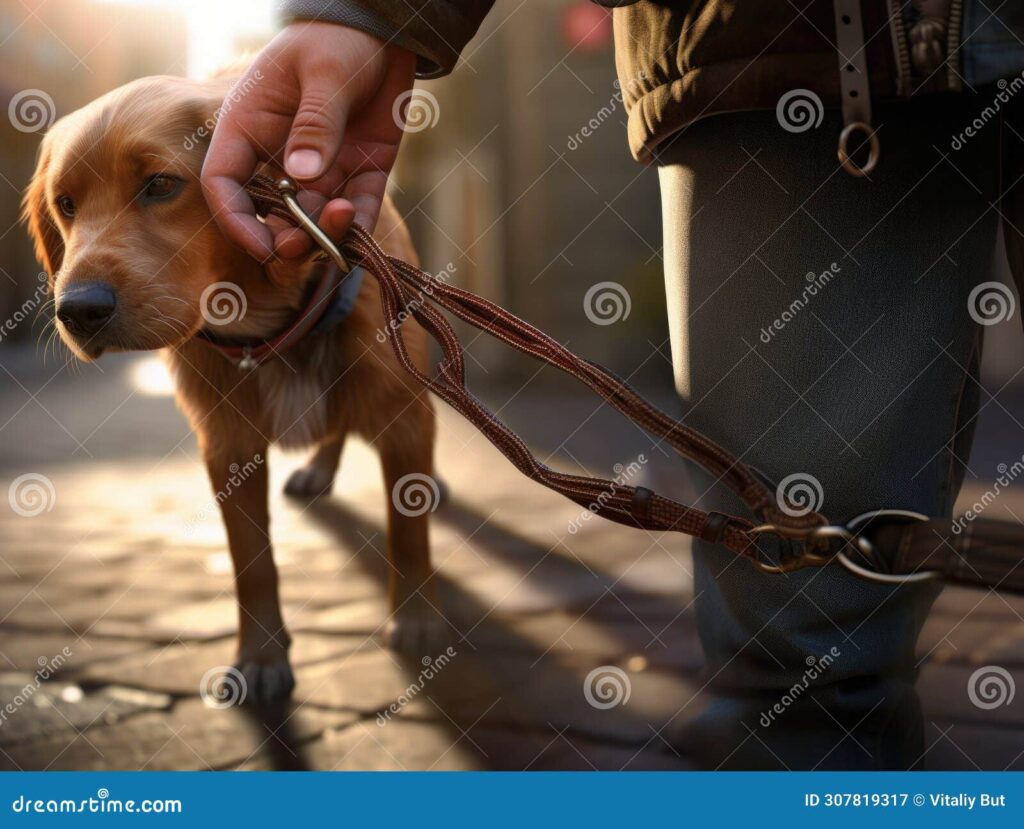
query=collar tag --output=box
[238,346,257,371]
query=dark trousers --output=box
[655,94,1001,768]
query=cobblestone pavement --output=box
[0,350,1022,770]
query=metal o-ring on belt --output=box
[838,121,881,177]
[834,1,880,176]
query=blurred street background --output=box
[1,0,1023,770]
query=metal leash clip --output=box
[276,177,353,275]
[748,509,942,583]
[746,522,862,574]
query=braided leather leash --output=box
[242,175,1024,594]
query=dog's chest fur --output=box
[256,336,339,449]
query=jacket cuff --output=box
[278,1,477,78]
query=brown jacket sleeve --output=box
[279,0,496,78]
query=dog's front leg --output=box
[201,436,294,703]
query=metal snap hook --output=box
[275,177,352,275]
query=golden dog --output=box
[23,75,444,702]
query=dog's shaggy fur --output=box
[23,75,443,701]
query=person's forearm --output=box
[279,0,496,78]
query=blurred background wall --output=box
[3,0,1020,385]
[0,0,674,388]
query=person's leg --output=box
[656,94,999,769]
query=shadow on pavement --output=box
[235,703,311,772]
[301,495,698,770]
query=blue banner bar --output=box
[0,772,1020,826]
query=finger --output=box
[273,227,314,260]
[284,76,350,183]
[320,199,357,240]
[201,119,275,261]
[342,169,389,231]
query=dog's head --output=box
[23,75,265,361]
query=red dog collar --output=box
[195,259,351,370]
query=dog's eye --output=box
[56,195,75,218]
[141,174,182,202]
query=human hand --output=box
[202,22,416,261]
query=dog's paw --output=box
[385,611,452,657]
[283,464,335,499]
[232,658,296,705]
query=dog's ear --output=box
[22,136,63,280]
[172,72,253,158]
[178,89,225,155]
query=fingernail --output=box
[286,149,322,179]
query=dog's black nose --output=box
[56,283,117,338]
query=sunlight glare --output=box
[98,0,275,78]
[129,355,175,397]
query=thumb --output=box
[284,80,348,182]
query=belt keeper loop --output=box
[630,486,653,523]
[698,511,730,545]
